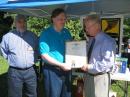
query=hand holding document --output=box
[60,63,72,71]
[65,41,88,68]
[81,64,89,71]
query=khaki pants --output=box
[84,73,110,97]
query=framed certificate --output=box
[65,40,88,68]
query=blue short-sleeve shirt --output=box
[39,26,72,63]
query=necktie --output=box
[87,38,95,63]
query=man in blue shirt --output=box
[0,15,38,97]
[39,8,72,97]
[82,14,116,97]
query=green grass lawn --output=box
[0,55,130,97]
[111,81,130,97]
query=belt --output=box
[9,65,34,70]
[87,72,109,76]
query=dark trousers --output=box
[8,67,37,97]
[43,65,71,97]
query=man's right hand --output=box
[60,63,72,71]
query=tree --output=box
[124,18,130,38]
[27,17,50,36]
[65,19,83,40]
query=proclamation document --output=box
[65,40,88,68]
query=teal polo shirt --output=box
[39,26,72,63]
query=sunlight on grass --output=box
[0,56,9,75]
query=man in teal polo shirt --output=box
[39,8,72,97]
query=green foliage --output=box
[27,17,51,36]
[65,19,83,40]
[111,81,130,97]
[124,18,130,38]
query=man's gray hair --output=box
[15,14,27,22]
[85,14,101,24]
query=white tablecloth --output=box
[111,73,130,81]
